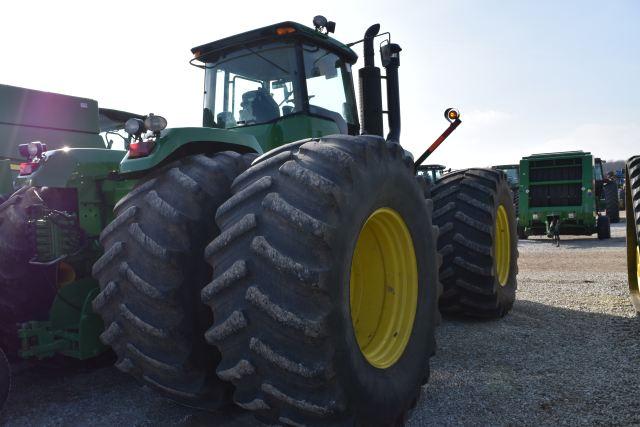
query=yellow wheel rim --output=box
[494,205,511,286]
[349,208,418,369]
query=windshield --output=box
[417,168,444,183]
[203,41,302,128]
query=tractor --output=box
[93,18,518,425]
[493,164,519,208]
[416,164,448,184]
[625,155,640,313]
[518,151,618,240]
[0,85,142,410]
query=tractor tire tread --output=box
[431,168,518,318]
[92,151,254,408]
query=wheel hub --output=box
[349,208,418,369]
[495,204,511,286]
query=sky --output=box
[1,0,638,168]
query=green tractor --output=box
[625,155,640,313]
[0,84,129,202]
[416,164,448,184]
[93,18,518,424]
[493,164,519,209]
[0,86,142,390]
[518,151,618,240]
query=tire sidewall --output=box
[328,146,438,424]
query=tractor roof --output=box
[417,164,446,170]
[191,21,358,64]
[522,150,592,160]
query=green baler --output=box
[518,151,615,239]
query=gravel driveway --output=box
[2,218,638,426]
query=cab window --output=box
[204,42,302,128]
[302,45,357,126]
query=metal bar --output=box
[414,118,461,169]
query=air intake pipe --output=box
[358,24,384,137]
[381,42,402,142]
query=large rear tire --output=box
[0,347,9,411]
[625,156,640,313]
[431,168,518,318]
[204,136,439,425]
[0,188,57,356]
[604,181,620,223]
[92,151,254,409]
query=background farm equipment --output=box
[0,86,142,371]
[0,84,124,201]
[518,151,617,240]
[416,164,449,183]
[493,164,519,209]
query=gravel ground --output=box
[1,218,638,426]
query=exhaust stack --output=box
[358,24,384,137]
[381,42,402,142]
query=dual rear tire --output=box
[94,139,519,424]
[204,136,438,425]
[93,151,254,409]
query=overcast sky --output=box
[2,0,638,168]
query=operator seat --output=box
[241,88,279,123]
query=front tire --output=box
[204,136,439,426]
[431,168,519,318]
[92,151,254,409]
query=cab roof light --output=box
[275,27,296,35]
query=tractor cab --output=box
[191,21,360,152]
[416,164,448,183]
[594,157,606,199]
[493,164,520,190]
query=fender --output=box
[119,127,263,175]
